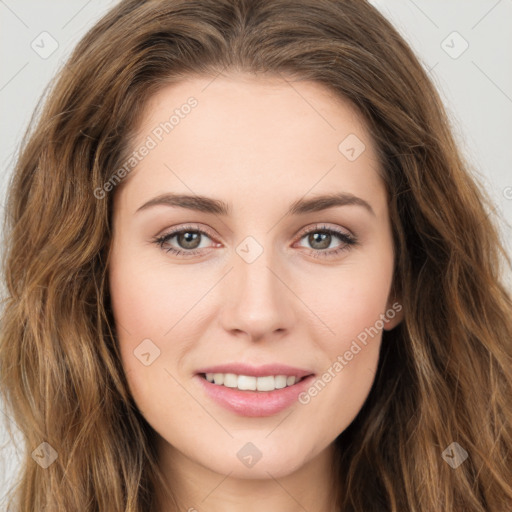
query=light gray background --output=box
[1,0,511,506]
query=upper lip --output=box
[195,363,314,379]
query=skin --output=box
[108,72,403,512]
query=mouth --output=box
[199,372,310,392]
[194,365,316,417]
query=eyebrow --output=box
[135,192,375,217]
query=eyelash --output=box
[151,223,358,259]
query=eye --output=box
[295,224,357,258]
[152,223,358,259]
[152,224,218,257]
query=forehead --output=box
[114,73,384,213]
[136,72,373,152]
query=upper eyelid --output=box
[159,224,217,241]
[296,223,353,238]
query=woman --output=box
[1,0,511,510]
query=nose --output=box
[219,243,296,342]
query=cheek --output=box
[109,254,219,456]
[309,270,388,380]
[309,246,394,354]
[333,271,391,349]
[109,244,214,355]
[108,252,192,405]
[295,247,394,425]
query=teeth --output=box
[213,373,224,385]
[203,373,301,391]
[223,373,238,388]
[274,375,288,389]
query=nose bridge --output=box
[220,234,294,338]
[234,235,281,308]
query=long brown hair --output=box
[1,0,511,510]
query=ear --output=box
[383,297,404,331]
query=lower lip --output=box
[195,374,315,417]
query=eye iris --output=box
[178,231,201,249]
[309,232,330,249]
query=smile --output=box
[201,372,307,391]
[195,372,315,417]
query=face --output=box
[108,73,402,481]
